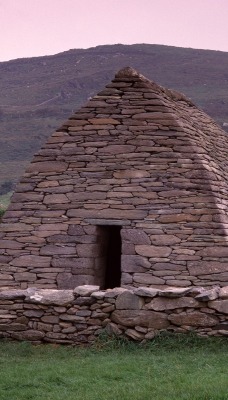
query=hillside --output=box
[0,43,228,193]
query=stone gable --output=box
[0,67,227,290]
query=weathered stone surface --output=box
[116,291,144,310]
[121,229,150,244]
[168,312,219,327]
[113,170,150,179]
[104,287,127,298]
[12,330,45,341]
[111,310,169,329]
[52,258,94,269]
[219,287,228,299]
[91,290,106,299]
[105,322,122,336]
[10,255,51,268]
[43,194,69,204]
[158,214,199,223]
[195,287,219,301]
[41,315,59,323]
[74,285,100,296]
[0,223,32,232]
[197,247,228,257]
[68,225,85,236]
[99,145,135,154]
[24,310,44,317]
[133,273,164,285]
[188,262,228,276]
[89,118,120,125]
[145,331,156,340]
[134,287,159,297]
[166,279,192,287]
[208,300,228,314]
[12,193,43,202]
[0,323,27,331]
[40,245,76,256]
[132,112,175,120]
[158,287,190,297]
[27,289,74,305]
[14,272,36,282]
[37,322,53,332]
[135,245,172,258]
[121,255,151,273]
[125,329,144,341]
[57,273,96,289]
[67,209,146,219]
[77,244,101,257]
[67,192,107,201]
[146,297,199,311]
[27,161,67,173]
[0,314,16,319]
[150,234,181,245]
[0,240,23,249]
[0,290,26,300]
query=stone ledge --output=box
[0,285,227,303]
[0,285,227,344]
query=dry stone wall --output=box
[0,285,227,344]
[0,67,227,290]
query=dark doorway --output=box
[103,225,122,289]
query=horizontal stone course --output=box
[0,285,226,345]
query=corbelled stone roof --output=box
[0,67,227,290]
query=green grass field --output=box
[0,334,227,400]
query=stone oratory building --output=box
[0,67,227,290]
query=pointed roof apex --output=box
[115,67,141,78]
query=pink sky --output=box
[0,0,228,61]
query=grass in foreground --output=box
[0,334,227,400]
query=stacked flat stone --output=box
[0,285,227,344]
[0,67,227,289]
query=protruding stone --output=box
[26,289,74,305]
[91,290,106,299]
[115,67,140,78]
[195,287,219,301]
[104,288,128,298]
[116,291,144,310]
[219,287,228,299]
[159,287,191,298]
[134,287,159,297]
[74,285,100,297]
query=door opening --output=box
[101,225,122,289]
